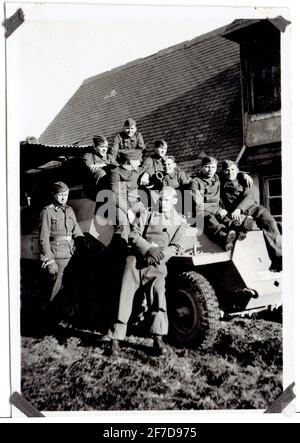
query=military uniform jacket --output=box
[162,167,191,189]
[129,208,187,261]
[110,131,145,160]
[190,173,221,214]
[221,175,256,213]
[109,166,141,214]
[141,155,165,177]
[39,204,83,262]
[83,151,117,170]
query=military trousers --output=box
[111,255,169,340]
[49,257,70,302]
[245,205,282,259]
[195,210,235,240]
[114,201,146,241]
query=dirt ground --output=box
[21,315,282,411]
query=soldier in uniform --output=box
[190,156,253,250]
[221,159,282,270]
[39,181,84,303]
[162,156,191,190]
[110,118,145,162]
[82,135,117,200]
[139,139,168,188]
[108,149,146,242]
[107,186,187,356]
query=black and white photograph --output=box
[1,0,299,419]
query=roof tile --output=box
[39,23,243,165]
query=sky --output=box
[5,1,289,141]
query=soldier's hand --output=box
[139,172,150,186]
[47,261,59,276]
[243,173,253,188]
[146,246,165,264]
[146,256,157,266]
[231,208,242,223]
[217,208,228,218]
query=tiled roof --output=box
[39,24,244,174]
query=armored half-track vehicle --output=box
[20,142,282,347]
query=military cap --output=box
[118,149,143,162]
[124,118,136,127]
[201,156,218,166]
[154,139,168,149]
[92,135,107,146]
[51,181,69,194]
[222,159,237,169]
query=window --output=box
[243,36,281,115]
[263,176,282,222]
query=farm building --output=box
[22,17,290,222]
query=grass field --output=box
[21,316,282,411]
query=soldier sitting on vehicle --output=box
[39,181,84,304]
[106,186,187,357]
[139,139,168,188]
[220,159,282,270]
[190,156,253,251]
[82,135,117,200]
[162,156,191,190]
[110,118,145,162]
[108,149,146,243]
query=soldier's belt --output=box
[50,236,72,242]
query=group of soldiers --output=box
[39,117,282,356]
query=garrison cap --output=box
[118,149,143,162]
[51,181,69,194]
[92,135,107,146]
[222,159,238,169]
[201,156,218,166]
[124,118,136,127]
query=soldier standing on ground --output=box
[39,181,84,303]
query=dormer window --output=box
[242,36,281,115]
[222,17,290,147]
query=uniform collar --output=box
[199,173,218,184]
[93,152,107,161]
[153,208,180,221]
[122,131,137,140]
[119,166,133,176]
[166,168,177,178]
[51,203,68,211]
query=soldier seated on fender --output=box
[106,186,187,357]
[190,156,254,251]
[220,159,282,271]
[39,181,84,308]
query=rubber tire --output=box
[167,271,220,349]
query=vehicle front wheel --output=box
[167,271,220,348]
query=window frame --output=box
[262,175,282,221]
